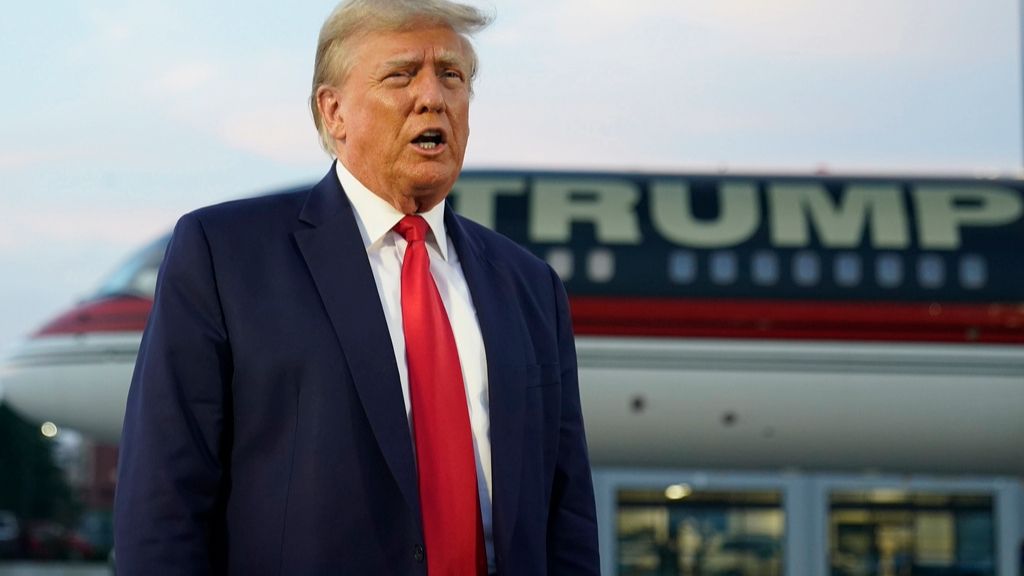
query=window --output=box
[876,254,904,289]
[545,248,574,281]
[710,251,738,285]
[833,253,862,288]
[959,255,987,290]
[668,251,697,285]
[830,491,995,576]
[792,251,820,287]
[95,234,170,299]
[587,249,615,283]
[751,251,780,286]
[917,255,946,289]
[618,488,784,576]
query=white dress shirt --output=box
[335,162,494,569]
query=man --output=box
[113,0,599,574]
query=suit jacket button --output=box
[413,544,425,562]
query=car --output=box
[23,520,69,560]
[68,510,114,560]
[0,510,20,558]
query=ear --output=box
[316,85,346,142]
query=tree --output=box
[0,402,79,522]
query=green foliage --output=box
[0,402,79,522]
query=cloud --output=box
[0,201,176,253]
[0,151,49,170]
[489,0,1018,72]
[217,104,325,165]
[0,146,107,170]
[136,50,324,166]
[468,0,1022,172]
[154,61,218,94]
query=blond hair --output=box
[310,0,492,155]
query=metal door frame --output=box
[594,468,1022,576]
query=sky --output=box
[0,0,1021,355]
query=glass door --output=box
[616,487,784,576]
[828,490,996,576]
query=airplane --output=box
[3,170,1023,476]
[5,169,1024,573]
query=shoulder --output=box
[453,212,553,278]
[185,187,310,234]
[451,213,566,321]
[164,186,314,268]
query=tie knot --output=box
[395,214,429,243]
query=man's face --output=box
[328,25,472,213]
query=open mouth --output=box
[412,130,446,150]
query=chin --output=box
[407,168,458,195]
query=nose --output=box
[414,74,446,114]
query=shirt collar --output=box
[335,161,449,261]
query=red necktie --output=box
[395,215,486,576]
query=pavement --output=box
[0,564,110,576]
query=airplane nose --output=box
[0,294,154,443]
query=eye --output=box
[382,71,412,86]
[440,69,466,86]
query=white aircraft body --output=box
[3,171,1023,478]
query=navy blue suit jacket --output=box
[114,167,599,575]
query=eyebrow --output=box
[433,49,467,70]
[382,49,468,72]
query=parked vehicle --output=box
[23,520,69,560]
[0,510,20,558]
[68,510,114,560]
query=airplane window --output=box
[710,251,738,285]
[668,251,697,285]
[959,255,987,290]
[792,251,820,287]
[834,253,862,288]
[135,270,159,297]
[546,248,574,281]
[95,234,170,299]
[587,249,615,283]
[917,254,945,289]
[751,251,779,286]
[876,254,904,288]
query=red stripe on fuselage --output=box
[569,297,1024,343]
[34,296,153,337]
[31,295,1024,344]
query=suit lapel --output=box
[445,207,530,559]
[291,173,531,555]
[293,167,420,522]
